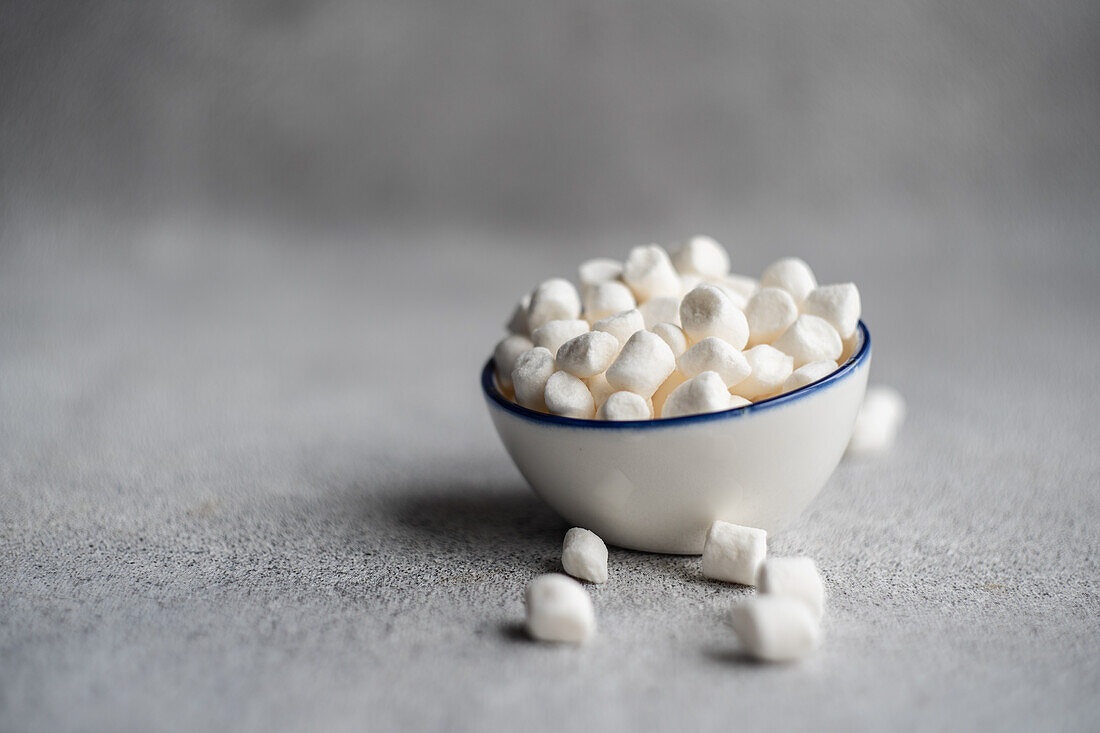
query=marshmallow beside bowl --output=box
[482,322,872,554]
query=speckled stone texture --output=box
[1,205,1098,732]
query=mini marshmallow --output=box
[531,319,590,356]
[651,370,687,418]
[526,278,582,332]
[562,528,609,583]
[511,347,556,411]
[728,596,820,662]
[701,520,766,585]
[679,284,749,349]
[578,257,623,293]
[672,235,730,279]
[732,345,794,401]
[758,557,826,620]
[525,573,595,643]
[781,360,838,393]
[597,391,652,420]
[840,331,860,363]
[605,330,677,398]
[661,371,732,419]
[622,244,681,302]
[677,337,752,387]
[771,314,843,368]
[760,257,817,304]
[556,330,620,378]
[593,309,647,350]
[650,322,688,359]
[716,273,759,301]
[585,372,615,409]
[847,385,906,456]
[678,273,704,297]
[802,283,861,340]
[745,287,799,346]
[544,371,596,419]
[583,280,637,323]
[638,296,682,329]
[493,334,534,392]
[506,293,531,336]
[728,395,751,409]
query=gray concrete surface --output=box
[1,201,1098,732]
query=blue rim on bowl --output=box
[483,320,871,430]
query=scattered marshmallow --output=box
[605,330,677,398]
[679,284,749,349]
[672,236,730,279]
[525,573,596,643]
[544,371,596,419]
[506,293,531,336]
[651,370,688,418]
[781,360,838,393]
[511,347,556,411]
[661,371,732,419]
[493,334,535,392]
[526,278,582,332]
[597,391,652,420]
[758,557,825,620]
[701,520,766,585]
[847,386,906,456]
[578,258,623,293]
[531,319,590,356]
[622,245,681,301]
[583,280,637,323]
[732,345,794,401]
[760,257,817,304]
[728,596,820,662]
[745,287,799,346]
[585,372,615,409]
[556,330,621,378]
[802,283,861,340]
[638,296,682,329]
[677,337,751,388]
[771,314,843,368]
[650,322,688,359]
[593,308,647,350]
[562,528,609,583]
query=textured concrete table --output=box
[2,205,1097,731]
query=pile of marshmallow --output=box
[493,237,862,420]
[527,522,824,662]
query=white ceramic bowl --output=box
[483,322,871,554]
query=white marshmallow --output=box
[745,287,799,346]
[593,309,647,350]
[840,331,860,363]
[728,596,820,662]
[622,244,681,302]
[651,370,687,418]
[758,557,826,620]
[525,573,595,643]
[556,330,621,378]
[679,284,750,349]
[562,528,609,583]
[677,337,752,387]
[597,391,652,420]
[638,296,682,329]
[672,236,730,279]
[578,257,623,293]
[732,345,794,401]
[585,372,615,409]
[650,322,688,359]
[544,371,596,419]
[511,347,556,411]
[847,385,906,456]
[715,273,759,301]
[506,293,531,336]
[760,257,817,304]
[728,395,751,409]
[605,330,677,398]
[661,371,732,419]
[493,334,534,392]
[781,360,838,393]
[526,278,582,332]
[802,283,861,340]
[531,319,590,356]
[701,520,766,585]
[678,273,704,297]
[583,280,637,323]
[771,314,843,368]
